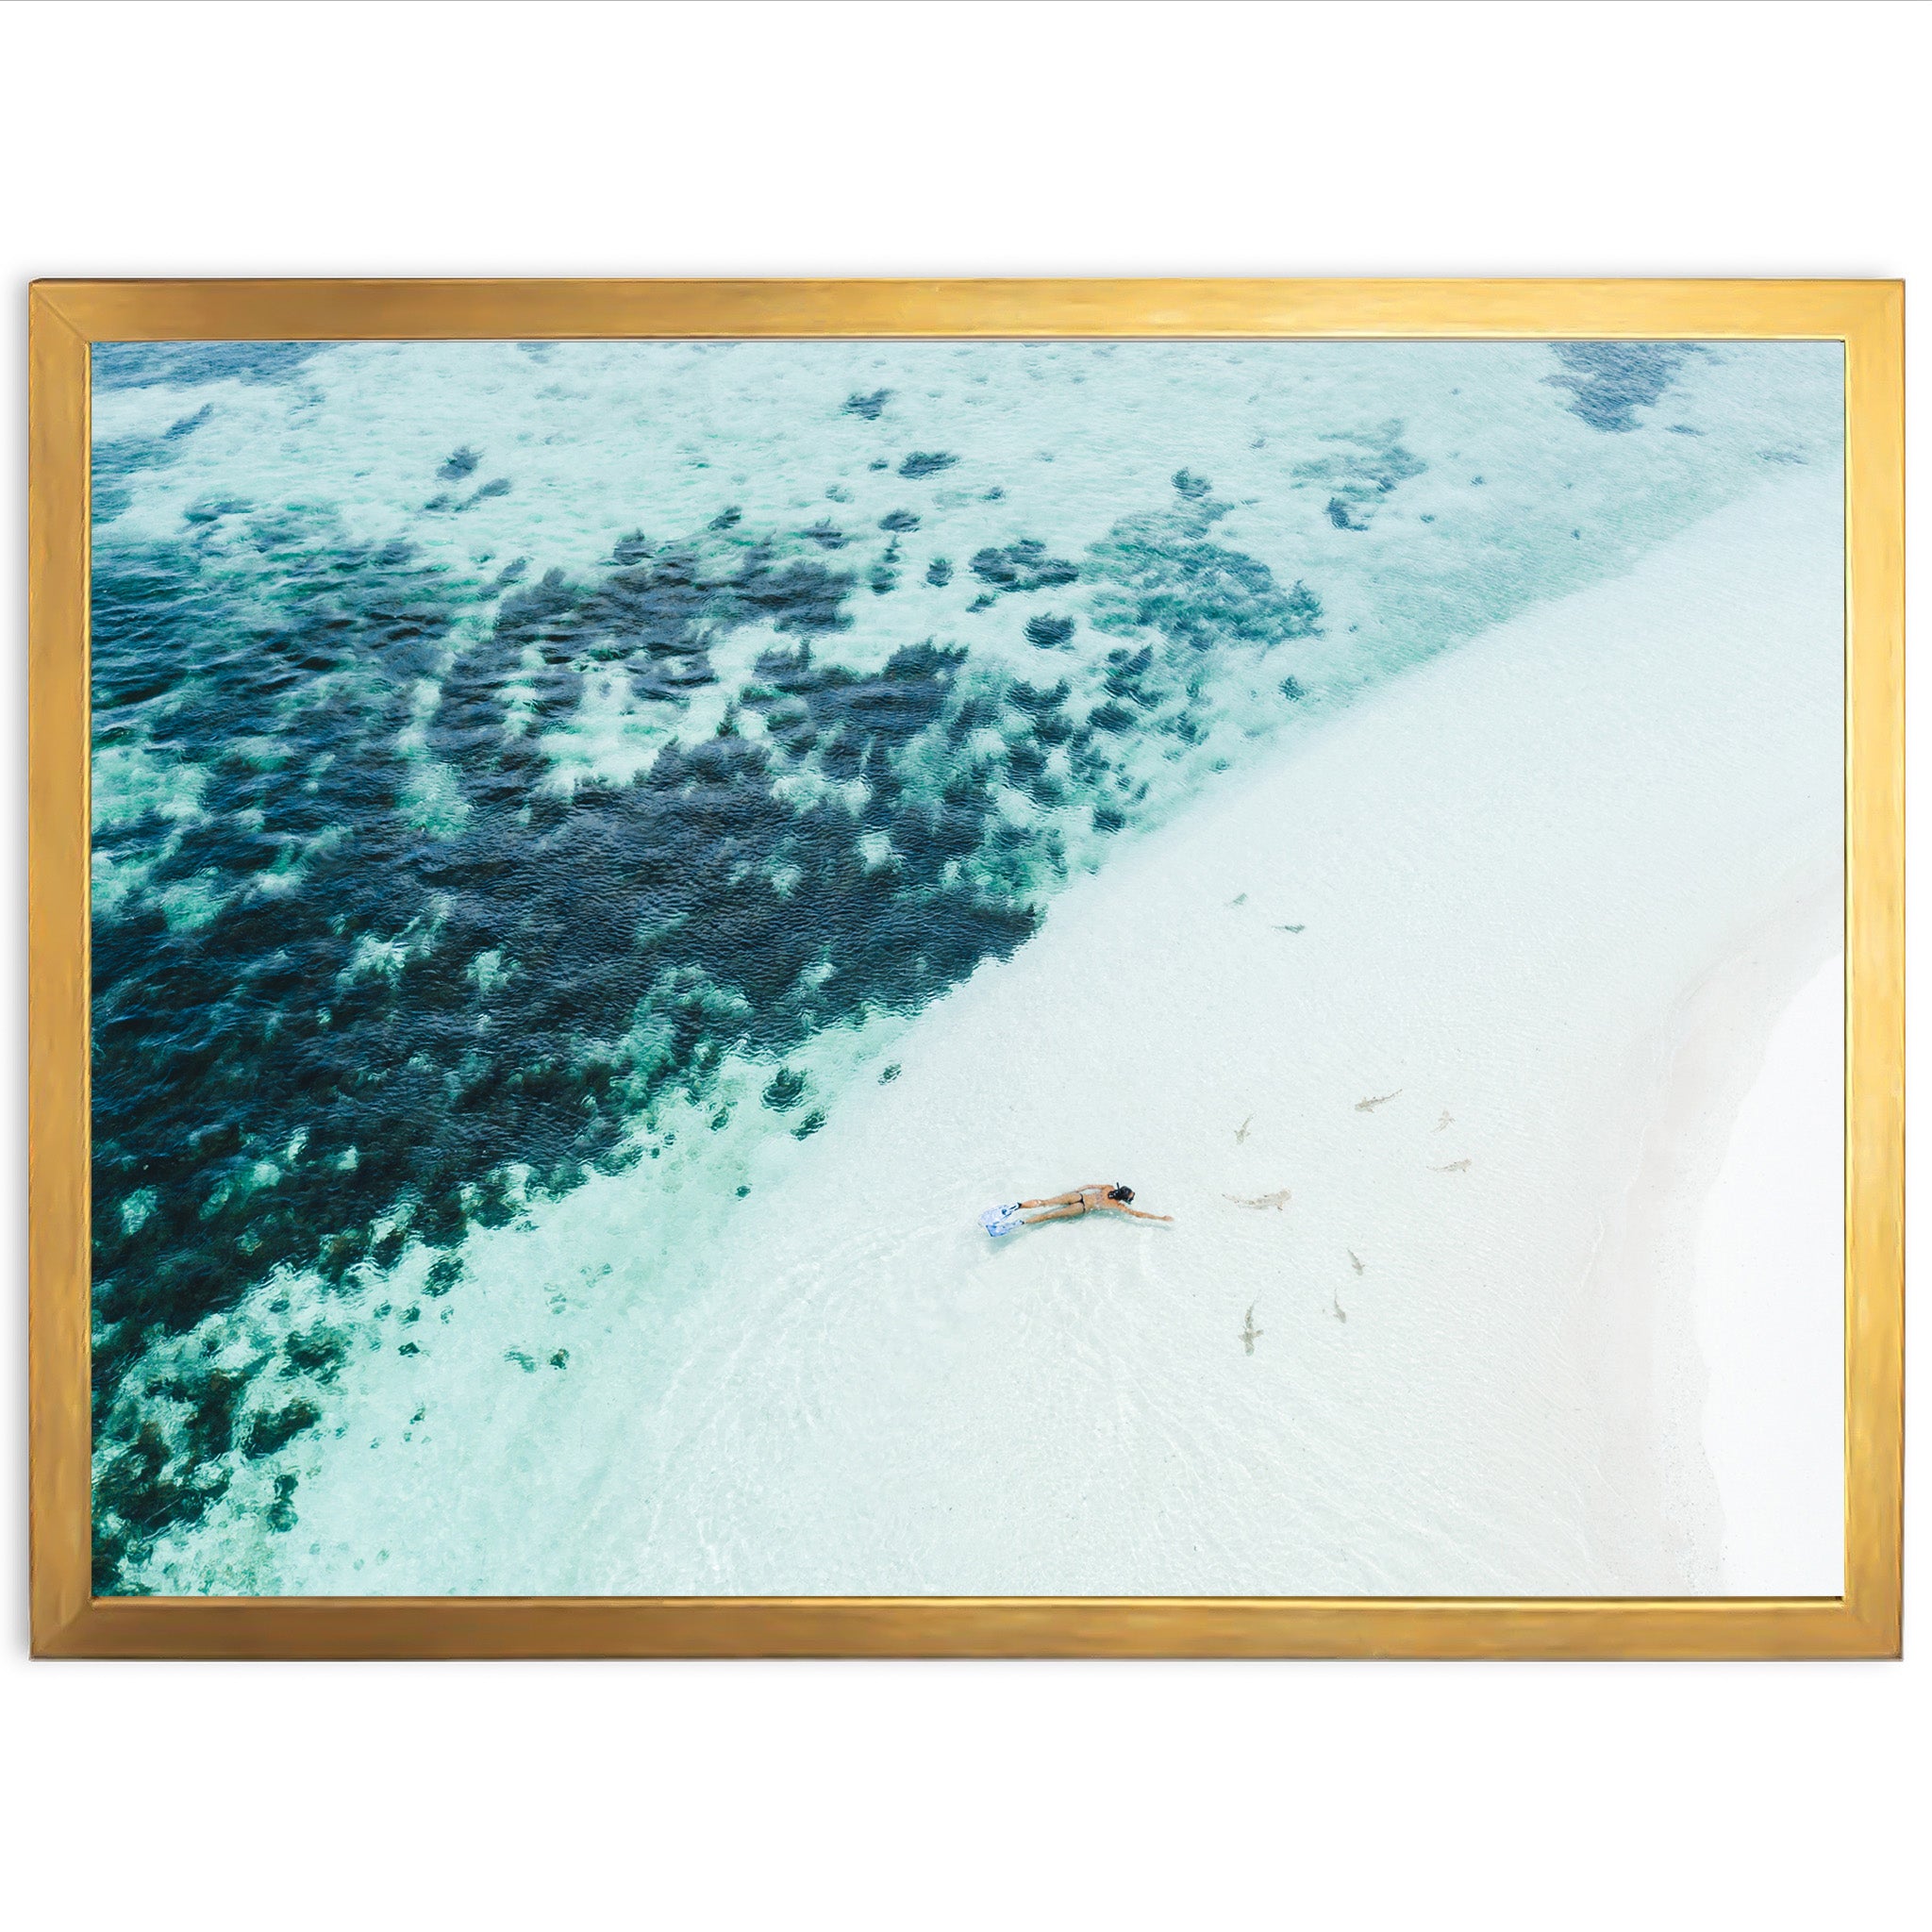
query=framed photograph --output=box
[27,279,1901,1657]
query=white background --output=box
[0,3,1923,1925]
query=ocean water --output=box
[89,337,1843,1593]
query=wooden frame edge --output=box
[1840,279,1906,1659]
[25,275,1904,343]
[31,1592,1898,1661]
[26,278,1905,1659]
[28,286,93,1656]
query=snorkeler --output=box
[1017,1182,1174,1226]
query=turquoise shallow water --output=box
[89,338,1841,1592]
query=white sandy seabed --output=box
[574,466,1847,1599]
[208,470,1845,1599]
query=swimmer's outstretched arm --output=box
[1105,1203,1174,1223]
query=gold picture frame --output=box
[28,278,1903,1658]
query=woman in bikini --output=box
[1017,1182,1174,1226]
